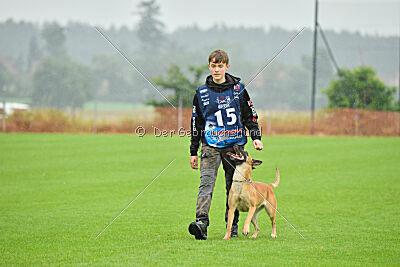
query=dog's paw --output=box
[271,233,277,238]
[224,233,231,240]
[249,234,258,239]
[242,227,250,236]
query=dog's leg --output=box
[242,206,256,236]
[265,202,277,238]
[249,206,263,239]
[223,207,236,240]
[224,193,238,240]
[270,216,277,238]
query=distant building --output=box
[0,102,30,116]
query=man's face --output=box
[208,59,230,83]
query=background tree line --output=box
[0,0,398,111]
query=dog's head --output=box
[226,145,262,169]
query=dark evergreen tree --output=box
[136,0,165,52]
[41,23,67,58]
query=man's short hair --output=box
[208,49,229,64]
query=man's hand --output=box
[190,156,198,169]
[253,139,263,150]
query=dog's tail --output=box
[271,167,280,188]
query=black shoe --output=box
[189,221,207,240]
[231,224,239,237]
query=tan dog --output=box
[224,146,280,240]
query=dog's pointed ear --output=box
[252,159,263,166]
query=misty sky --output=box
[1,0,399,36]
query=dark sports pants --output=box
[196,144,243,226]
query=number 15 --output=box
[214,108,237,126]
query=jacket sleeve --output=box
[190,93,205,156]
[240,88,261,141]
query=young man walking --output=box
[189,49,263,240]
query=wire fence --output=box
[2,107,399,136]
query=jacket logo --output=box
[216,96,231,105]
[248,99,257,119]
[234,84,240,99]
[216,96,231,109]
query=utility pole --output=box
[1,88,6,133]
[311,0,318,135]
[93,98,98,134]
[178,93,182,133]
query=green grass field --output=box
[0,134,399,265]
